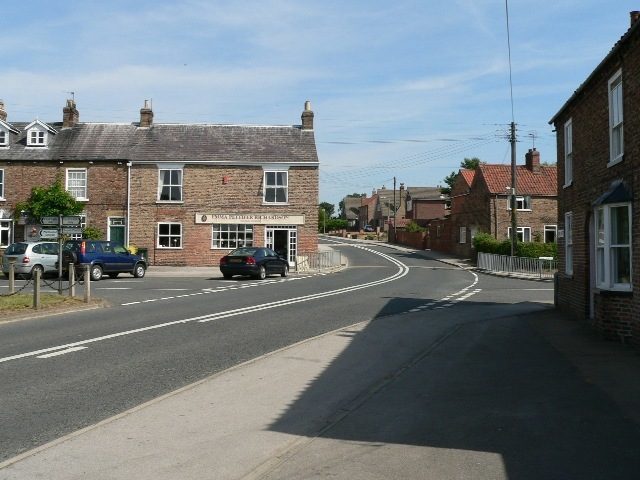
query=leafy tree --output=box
[14,179,84,220]
[319,202,335,218]
[441,157,484,194]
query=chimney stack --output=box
[62,99,79,128]
[0,100,7,122]
[525,148,541,173]
[301,100,314,130]
[139,99,153,128]
[631,11,640,26]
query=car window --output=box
[230,247,257,256]
[46,243,59,255]
[32,244,43,254]
[102,243,113,253]
[113,245,128,254]
[6,243,28,255]
[64,242,80,252]
[86,242,100,253]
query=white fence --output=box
[295,250,343,272]
[477,252,557,279]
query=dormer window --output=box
[0,130,6,146]
[0,120,19,147]
[24,120,56,148]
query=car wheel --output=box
[30,265,44,279]
[281,265,289,277]
[223,273,233,280]
[108,273,120,279]
[256,265,266,280]
[90,264,103,281]
[133,263,146,278]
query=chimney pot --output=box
[139,100,154,128]
[631,11,640,26]
[301,100,314,130]
[62,98,79,128]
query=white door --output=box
[265,226,297,266]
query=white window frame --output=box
[608,70,624,165]
[459,226,467,244]
[0,169,4,200]
[66,168,88,201]
[263,170,288,204]
[507,226,532,242]
[0,129,7,147]
[68,213,87,240]
[157,222,182,249]
[158,168,183,202]
[27,128,46,147]
[507,195,531,211]
[564,119,573,187]
[565,212,573,275]
[0,219,10,247]
[595,203,632,291]
[544,225,557,244]
[212,224,254,249]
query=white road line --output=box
[36,347,87,359]
[97,288,131,290]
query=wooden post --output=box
[69,263,75,298]
[8,260,15,294]
[33,268,41,310]
[84,264,91,303]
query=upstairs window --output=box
[595,203,631,290]
[66,168,88,200]
[564,119,573,186]
[158,169,183,202]
[264,171,288,203]
[507,195,531,211]
[0,130,6,146]
[28,129,46,146]
[608,70,624,165]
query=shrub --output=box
[405,221,426,233]
[473,232,557,259]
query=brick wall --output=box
[129,164,318,266]
[552,25,640,345]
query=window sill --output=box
[595,287,632,297]
[156,246,183,250]
[75,198,89,202]
[156,201,184,204]
[607,156,624,168]
[25,146,48,149]
[262,202,289,206]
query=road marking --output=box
[36,347,87,359]
[97,288,131,290]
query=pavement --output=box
[2,245,640,478]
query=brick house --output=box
[0,99,319,267]
[404,186,448,226]
[549,11,640,344]
[427,150,557,258]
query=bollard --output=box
[8,260,15,294]
[33,268,41,310]
[84,264,91,303]
[69,263,75,298]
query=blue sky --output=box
[2,1,637,209]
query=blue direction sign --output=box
[40,216,60,225]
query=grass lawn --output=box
[0,293,92,319]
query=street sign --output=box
[62,216,82,226]
[41,216,59,225]
[61,227,83,235]
[40,229,59,239]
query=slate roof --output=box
[477,164,557,196]
[405,186,444,200]
[0,122,319,164]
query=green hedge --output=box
[473,232,556,259]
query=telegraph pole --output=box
[393,176,397,241]
[510,122,517,256]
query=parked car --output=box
[2,241,60,278]
[219,247,289,280]
[364,225,375,232]
[59,240,147,281]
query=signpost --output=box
[39,229,59,239]
[39,215,82,294]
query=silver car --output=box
[2,242,60,278]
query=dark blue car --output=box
[219,247,289,280]
[60,240,147,281]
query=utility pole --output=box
[393,177,397,241]
[510,121,517,256]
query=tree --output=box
[319,202,335,218]
[441,157,484,194]
[14,179,85,220]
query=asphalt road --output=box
[0,240,553,463]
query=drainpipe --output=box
[126,162,132,246]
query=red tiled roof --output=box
[478,164,557,196]
[361,195,378,209]
[459,169,476,187]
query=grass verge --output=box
[0,293,97,320]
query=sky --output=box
[2,1,638,210]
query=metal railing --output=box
[295,250,343,272]
[477,252,557,279]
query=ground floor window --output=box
[544,225,557,243]
[69,214,87,240]
[507,226,531,242]
[0,220,11,247]
[212,224,253,249]
[158,222,182,248]
[595,203,631,290]
[459,226,467,244]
